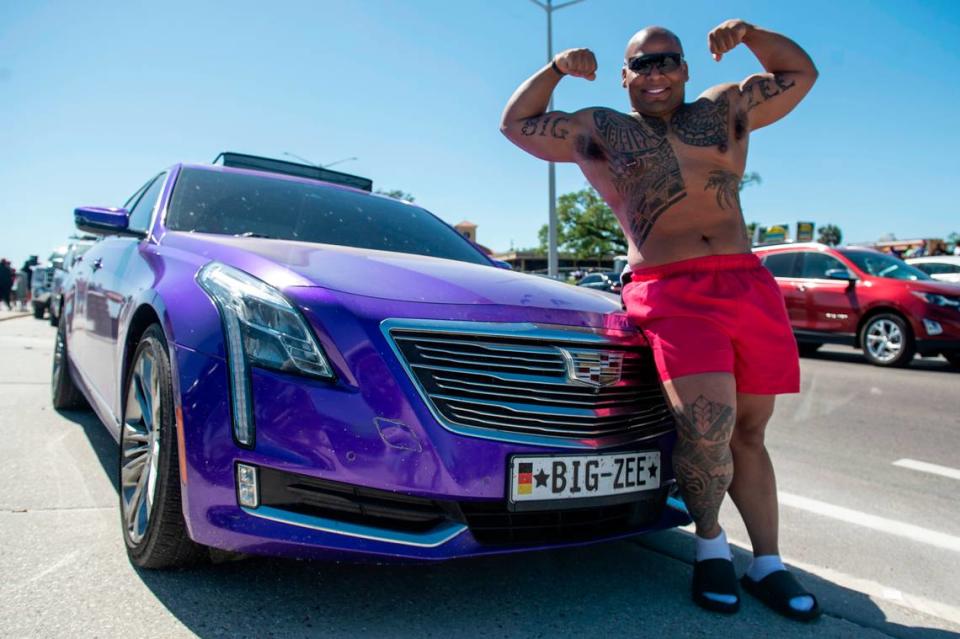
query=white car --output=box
[906,256,960,283]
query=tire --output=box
[49,302,59,327]
[860,313,915,368]
[797,342,822,357]
[33,302,45,319]
[945,351,960,369]
[51,319,88,410]
[120,324,206,569]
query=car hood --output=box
[904,279,960,295]
[169,233,621,313]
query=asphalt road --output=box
[1,315,958,638]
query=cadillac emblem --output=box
[557,348,624,389]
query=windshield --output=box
[838,250,931,281]
[165,168,490,266]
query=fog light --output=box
[237,463,259,508]
[923,319,943,336]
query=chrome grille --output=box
[388,326,674,443]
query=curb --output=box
[0,313,31,322]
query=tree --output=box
[375,189,414,202]
[818,224,843,246]
[538,187,627,258]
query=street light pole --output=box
[528,0,585,278]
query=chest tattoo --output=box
[670,95,730,152]
[589,109,686,249]
[704,170,741,210]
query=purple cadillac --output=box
[52,153,689,568]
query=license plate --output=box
[509,451,660,504]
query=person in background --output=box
[13,270,29,310]
[0,259,12,310]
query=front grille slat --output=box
[390,326,674,443]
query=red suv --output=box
[754,243,960,368]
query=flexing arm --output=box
[499,48,596,162]
[708,20,818,130]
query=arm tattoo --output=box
[520,114,571,140]
[670,95,730,152]
[587,109,686,249]
[671,395,735,534]
[704,170,742,210]
[743,73,796,111]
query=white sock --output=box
[748,554,814,612]
[695,529,732,562]
[696,530,737,605]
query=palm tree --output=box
[818,224,843,246]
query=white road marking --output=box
[892,458,960,481]
[779,491,960,553]
[724,531,960,628]
[677,523,960,627]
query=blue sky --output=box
[1,0,958,267]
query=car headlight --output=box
[912,291,960,308]
[198,262,334,446]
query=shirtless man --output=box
[501,20,819,620]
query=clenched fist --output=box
[708,19,754,61]
[553,48,597,81]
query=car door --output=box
[83,174,166,415]
[798,251,861,334]
[759,251,806,327]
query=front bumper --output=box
[172,296,686,561]
[916,306,960,355]
[173,345,686,560]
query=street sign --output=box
[797,222,815,242]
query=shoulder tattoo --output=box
[589,109,687,249]
[670,95,730,152]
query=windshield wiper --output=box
[234,232,274,239]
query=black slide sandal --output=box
[741,570,822,621]
[692,559,740,613]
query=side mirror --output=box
[825,268,856,282]
[74,206,131,236]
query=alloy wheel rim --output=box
[865,319,903,363]
[121,349,161,544]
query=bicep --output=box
[739,71,814,130]
[500,110,585,163]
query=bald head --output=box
[624,26,684,59]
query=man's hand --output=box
[554,48,597,80]
[708,19,754,61]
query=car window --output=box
[801,252,849,279]
[127,174,166,233]
[839,250,931,281]
[123,181,150,210]
[761,252,799,277]
[580,274,601,284]
[918,262,960,275]
[166,168,490,265]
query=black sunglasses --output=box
[626,52,683,76]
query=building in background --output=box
[454,220,493,255]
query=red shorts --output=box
[623,253,800,395]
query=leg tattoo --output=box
[672,395,735,535]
